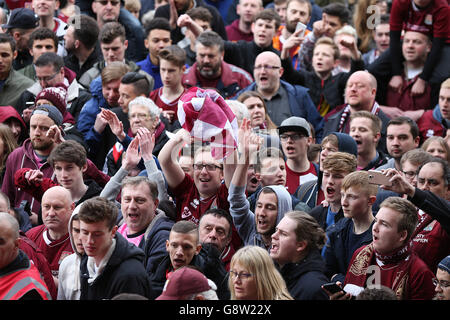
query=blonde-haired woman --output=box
[229,245,293,300]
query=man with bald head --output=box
[25,186,75,279]
[236,50,324,141]
[323,70,390,153]
[0,212,52,300]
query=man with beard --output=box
[272,0,312,70]
[63,15,101,80]
[1,105,64,219]
[182,30,253,99]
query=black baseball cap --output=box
[2,8,39,30]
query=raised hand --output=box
[122,136,141,172]
[93,108,109,134]
[46,124,65,144]
[137,127,155,161]
[168,0,179,30]
[24,169,44,185]
[339,35,360,59]
[103,109,126,141]
[281,28,305,59]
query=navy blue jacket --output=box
[278,249,329,300]
[323,217,374,283]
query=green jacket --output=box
[17,64,37,81]
[0,69,34,110]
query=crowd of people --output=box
[0,0,449,302]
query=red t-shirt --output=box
[149,87,187,121]
[285,162,318,195]
[169,174,242,250]
[170,174,229,224]
[390,0,450,42]
[25,225,73,278]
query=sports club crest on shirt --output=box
[59,251,72,264]
[424,14,432,25]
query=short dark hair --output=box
[48,140,87,169]
[387,116,419,140]
[120,72,151,96]
[0,32,16,52]
[159,45,187,68]
[377,14,390,26]
[322,2,350,25]
[254,9,281,30]
[196,30,224,52]
[99,22,126,44]
[68,15,100,50]
[28,27,59,50]
[186,7,213,24]
[144,17,171,37]
[201,208,233,239]
[78,197,118,231]
[35,52,64,71]
[171,220,199,237]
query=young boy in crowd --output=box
[149,45,187,130]
[308,151,357,232]
[14,140,103,206]
[281,36,364,116]
[323,171,378,283]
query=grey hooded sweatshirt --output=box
[57,206,84,300]
[228,183,292,250]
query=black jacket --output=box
[309,204,344,232]
[64,46,102,81]
[148,243,230,300]
[224,41,279,76]
[141,211,174,275]
[278,249,329,300]
[76,180,103,205]
[80,233,154,300]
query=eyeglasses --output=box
[37,71,59,83]
[433,278,450,288]
[254,65,281,71]
[402,171,417,179]
[230,270,253,281]
[96,0,120,6]
[129,113,151,120]
[193,163,223,171]
[280,133,306,141]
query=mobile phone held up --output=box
[368,170,392,186]
[295,22,307,38]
